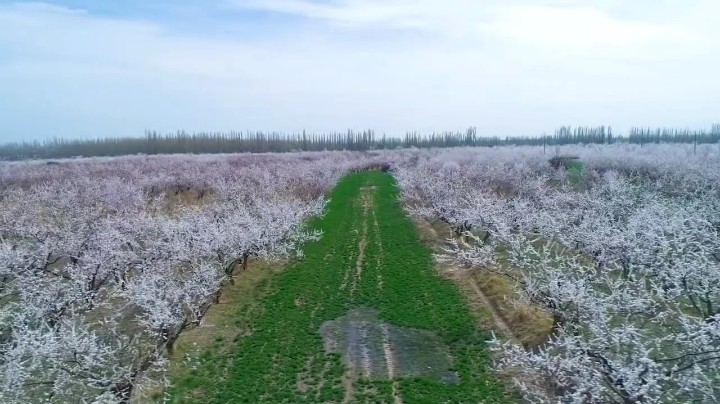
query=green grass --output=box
[167,171,510,403]
[565,161,583,173]
[566,160,589,189]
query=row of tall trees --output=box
[628,124,720,145]
[1,125,719,160]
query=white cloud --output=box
[482,5,678,48]
[0,1,719,142]
[235,0,461,29]
[232,0,715,58]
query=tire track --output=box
[465,275,518,343]
[418,219,520,342]
[349,187,372,298]
[371,203,384,292]
[380,323,403,404]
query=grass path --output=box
[168,171,509,403]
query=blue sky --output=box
[1,0,719,143]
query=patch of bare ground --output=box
[415,219,553,349]
[320,307,454,396]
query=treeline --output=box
[1,125,719,160]
[628,124,720,145]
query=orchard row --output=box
[396,143,720,402]
[0,152,388,403]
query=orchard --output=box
[1,144,718,402]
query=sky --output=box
[0,0,719,143]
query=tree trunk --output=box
[166,332,180,355]
[111,381,133,403]
[242,252,250,270]
[481,231,490,245]
[224,258,242,285]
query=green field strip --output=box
[168,171,510,403]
